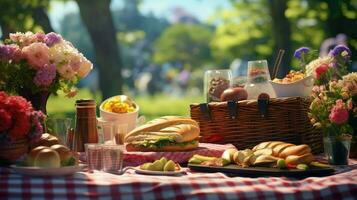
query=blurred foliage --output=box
[211,0,357,69]
[211,0,273,67]
[0,0,49,34]
[153,23,213,68]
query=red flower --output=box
[315,64,329,80]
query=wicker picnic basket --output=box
[190,97,323,154]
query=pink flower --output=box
[347,99,353,110]
[77,57,93,78]
[314,64,329,80]
[329,101,349,124]
[22,42,50,70]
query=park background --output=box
[1,0,356,120]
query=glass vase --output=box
[323,134,352,165]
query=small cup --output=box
[204,69,233,102]
[97,120,115,144]
[85,143,103,170]
[114,124,128,145]
[46,117,72,147]
[102,145,124,173]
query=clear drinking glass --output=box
[46,117,72,146]
[204,69,233,102]
[244,60,276,99]
[97,120,115,144]
[102,145,124,173]
[85,143,103,170]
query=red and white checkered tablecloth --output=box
[1,159,357,200]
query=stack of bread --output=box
[124,116,200,152]
[233,141,314,167]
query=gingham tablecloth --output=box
[1,159,357,200]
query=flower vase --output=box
[19,90,50,114]
[323,134,352,165]
[350,135,357,159]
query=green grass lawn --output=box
[47,88,203,121]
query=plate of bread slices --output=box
[188,141,334,177]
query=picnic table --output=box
[1,159,357,200]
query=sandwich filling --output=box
[131,137,198,149]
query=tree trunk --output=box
[33,6,55,33]
[76,0,123,99]
[268,0,292,78]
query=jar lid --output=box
[76,99,96,106]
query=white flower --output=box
[57,64,76,80]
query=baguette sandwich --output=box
[124,116,200,152]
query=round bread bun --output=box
[33,148,61,168]
[279,144,311,158]
[125,141,198,152]
[27,146,50,166]
[50,144,72,162]
[32,133,59,148]
[285,153,314,165]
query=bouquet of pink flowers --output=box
[0,31,93,97]
[294,45,356,136]
[0,91,45,144]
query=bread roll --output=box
[125,116,199,142]
[279,144,311,158]
[31,133,59,148]
[27,146,50,166]
[272,143,294,157]
[250,141,315,166]
[50,144,72,162]
[124,116,200,152]
[285,153,314,165]
[33,148,61,168]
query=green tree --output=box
[210,0,274,68]
[76,0,123,99]
[0,0,53,40]
[153,23,213,68]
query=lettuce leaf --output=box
[136,137,197,149]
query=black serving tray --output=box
[188,164,334,178]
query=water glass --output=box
[46,117,72,147]
[85,143,103,170]
[204,69,232,102]
[97,120,116,144]
[102,145,124,173]
[244,60,276,99]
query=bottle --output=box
[74,99,98,152]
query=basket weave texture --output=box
[190,97,323,154]
[0,139,29,165]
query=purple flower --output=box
[33,64,57,87]
[329,45,351,61]
[294,47,310,60]
[45,32,62,47]
[0,44,23,61]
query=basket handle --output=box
[227,101,238,119]
[258,98,269,117]
[199,103,211,120]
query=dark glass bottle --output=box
[74,99,98,152]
